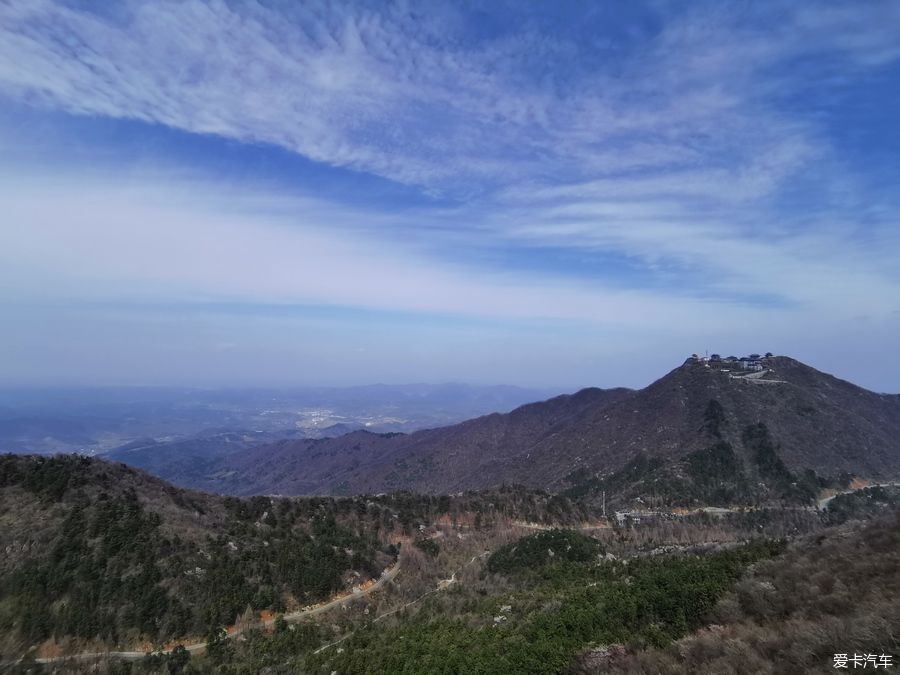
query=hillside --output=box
[0,454,395,657]
[573,510,900,673]
[156,356,900,499]
[3,454,897,672]
[0,453,596,659]
[303,508,900,674]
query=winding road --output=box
[816,482,898,511]
[314,549,491,655]
[13,482,898,666]
[8,562,401,666]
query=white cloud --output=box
[1,1,900,387]
[0,172,781,333]
[3,167,898,342]
[2,0,896,195]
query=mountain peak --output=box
[120,357,900,498]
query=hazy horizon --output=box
[2,2,899,392]
[0,352,897,396]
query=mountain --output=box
[167,356,900,498]
[181,387,631,496]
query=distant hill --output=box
[0,416,97,453]
[165,356,900,499]
[0,383,560,456]
[103,429,309,484]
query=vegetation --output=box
[2,452,897,674]
[0,453,91,502]
[702,399,727,439]
[360,485,597,533]
[579,513,900,673]
[561,454,664,503]
[825,485,900,524]
[302,540,783,674]
[563,420,838,509]
[0,455,388,649]
[413,538,440,557]
[0,454,602,655]
[487,529,602,574]
[0,489,383,646]
[743,423,825,502]
[685,441,750,505]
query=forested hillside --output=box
[0,455,393,655]
[0,454,594,659]
[2,455,898,673]
[572,511,900,673]
[307,538,784,674]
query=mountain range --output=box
[108,356,900,498]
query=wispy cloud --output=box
[1,1,895,193]
[1,1,899,387]
[0,173,772,332]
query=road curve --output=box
[7,561,401,666]
[816,482,898,511]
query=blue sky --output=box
[1,1,899,391]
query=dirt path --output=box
[8,561,401,666]
[314,550,491,655]
[816,482,898,510]
[512,520,610,531]
[17,484,895,667]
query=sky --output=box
[1,1,899,392]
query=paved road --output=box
[9,562,401,666]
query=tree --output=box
[205,627,232,663]
[167,644,190,674]
[703,399,727,438]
